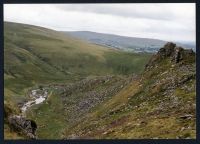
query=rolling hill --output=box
[64,31,166,53]
[63,31,196,53]
[4,22,151,104]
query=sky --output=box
[4,4,196,42]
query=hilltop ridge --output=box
[146,42,195,70]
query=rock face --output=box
[8,115,37,139]
[145,42,195,70]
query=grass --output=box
[26,91,67,139]
[104,51,151,75]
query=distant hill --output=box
[63,31,195,53]
[175,41,196,52]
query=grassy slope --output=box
[4,22,151,103]
[62,54,196,139]
[4,22,151,139]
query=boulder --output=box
[8,115,37,139]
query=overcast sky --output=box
[4,4,195,42]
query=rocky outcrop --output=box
[158,42,176,58]
[145,42,195,70]
[8,115,37,139]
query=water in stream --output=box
[21,89,48,113]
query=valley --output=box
[4,22,196,139]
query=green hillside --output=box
[4,22,151,104]
[4,22,151,139]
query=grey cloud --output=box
[4,4,195,42]
[55,4,177,21]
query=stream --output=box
[21,88,49,113]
